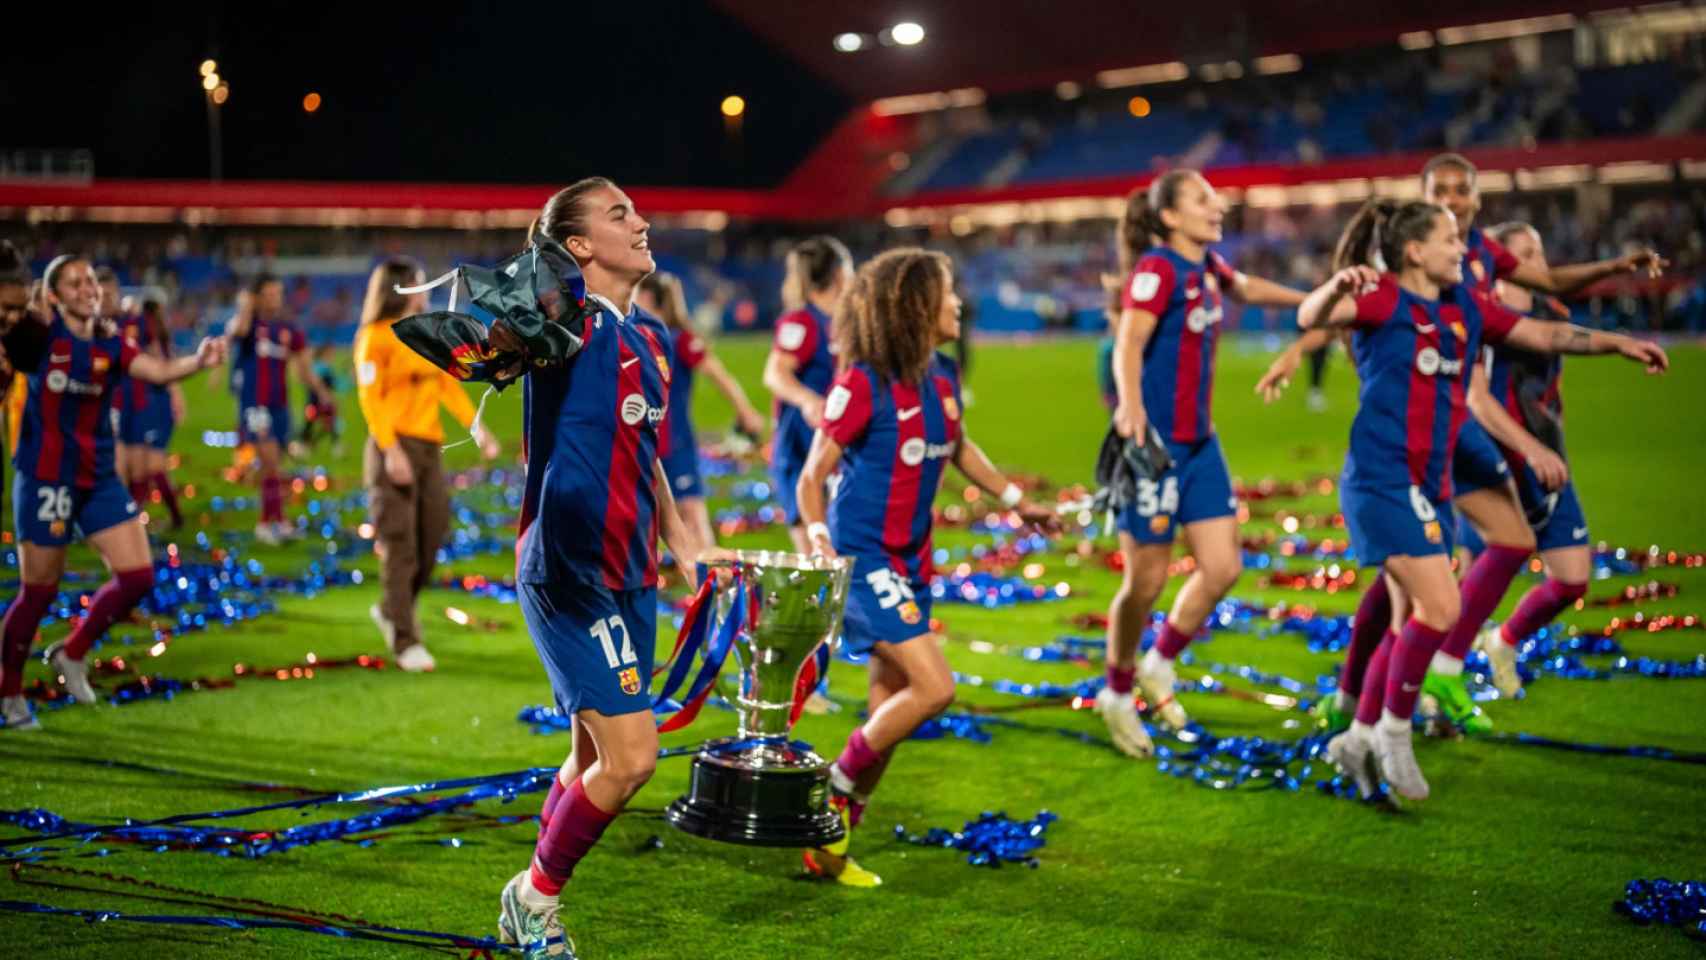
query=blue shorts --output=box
[519,580,658,717]
[841,553,932,656]
[1513,462,1590,553]
[143,407,176,451]
[1342,482,1455,568]
[1451,421,1509,498]
[14,473,139,546]
[661,446,705,500]
[771,456,805,527]
[1115,434,1237,544]
[239,404,291,446]
[118,403,151,446]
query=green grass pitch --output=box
[2,334,1703,959]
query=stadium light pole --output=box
[201,62,224,182]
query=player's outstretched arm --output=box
[701,350,766,438]
[130,336,226,385]
[1508,247,1668,296]
[1502,318,1669,373]
[1233,273,1307,309]
[952,436,1055,527]
[1465,363,1567,490]
[1297,266,1377,330]
[795,430,844,557]
[1256,327,1334,403]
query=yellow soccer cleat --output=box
[803,847,883,888]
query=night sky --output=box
[4,2,848,187]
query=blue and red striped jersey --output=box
[823,353,963,581]
[1343,275,1521,500]
[771,303,836,465]
[1462,227,1520,295]
[233,316,304,409]
[13,313,139,488]
[1121,246,1239,445]
[516,300,675,591]
[115,310,171,416]
[659,326,706,459]
[1485,294,1570,466]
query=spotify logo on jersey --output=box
[900,437,926,466]
[1415,347,1463,378]
[621,393,665,426]
[46,370,68,393]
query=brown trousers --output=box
[364,436,449,653]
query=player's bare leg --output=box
[44,519,155,706]
[1097,533,1166,757]
[1140,516,1241,730]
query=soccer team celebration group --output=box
[0,150,1674,956]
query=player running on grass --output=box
[1301,199,1665,802]
[0,255,226,730]
[1096,169,1306,757]
[487,178,714,959]
[795,248,1054,886]
[1264,152,1666,735]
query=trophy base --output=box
[665,738,845,848]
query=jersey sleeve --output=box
[1483,234,1521,281]
[772,311,819,365]
[1350,274,1400,330]
[676,330,707,372]
[1472,288,1523,344]
[354,326,399,449]
[1121,255,1175,315]
[1207,250,1243,289]
[289,324,308,355]
[822,366,874,448]
[118,337,141,372]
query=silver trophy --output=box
[665,550,852,847]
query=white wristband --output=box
[807,521,831,545]
[1000,483,1023,508]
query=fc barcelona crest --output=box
[1424,521,1443,544]
[898,601,922,625]
[942,395,960,420]
[618,666,641,696]
[654,353,670,382]
[1469,259,1486,283]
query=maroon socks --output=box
[261,473,284,525]
[1499,578,1588,647]
[1438,545,1529,662]
[1339,576,1392,698]
[1153,620,1192,659]
[63,568,154,660]
[152,473,183,527]
[1385,618,1449,719]
[1,585,57,697]
[1106,664,1135,695]
[1353,631,1395,726]
[529,777,616,896]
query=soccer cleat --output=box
[497,871,576,958]
[253,523,283,546]
[1421,671,1491,735]
[1137,658,1189,731]
[1311,695,1353,736]
[1093,686,1154,758]
[1306,388,1329,413]
[275,521,304,541]
[1325,727,1378,800]
[396,644,437,673]
[1373,725,1430,802]
[1477,627,1523,698]
[2,696,41,731]
[45,643,98,705]
[803,847,883,888]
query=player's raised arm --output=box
[128,336,225,384]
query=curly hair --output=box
[834,247,951,387]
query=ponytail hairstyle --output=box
[534,176,618,252]
[360,256,424,327]
[1332,199,1448,273]
[789,235,853,296]
[0,240,29,288]
[637,270,690,330]
[1118,168,1199,277]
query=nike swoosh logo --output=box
[1185,288,1200,299]
[1401,683,1420,693]
[50,354,71,363]
[1416,324,1436,333]
[896,407,922,421]
[1573,526,1588,538]
[620,358,639,369]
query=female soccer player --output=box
[1469,221,1596,698]
[1096,169,1306,756]
[116,300,187,530]
[354,257,500,674]
[226,275,334,545]
[0,255,225,730]
[490,178,711,957]
[635,270,765,547]
[1303,199,1665,801]
[796,247,1053,886]
[764,235,852,553]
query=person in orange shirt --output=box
[354,257,499,672]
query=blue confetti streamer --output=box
[1614,878,1706,940]
[893,811,1058,868]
